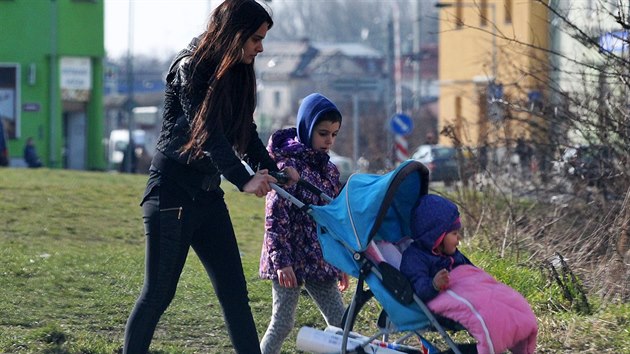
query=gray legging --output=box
[260,280,345,354]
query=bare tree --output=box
[439,0,629,302]
[267,0,418,51]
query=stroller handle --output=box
[297,179,333,203]
[270,183,307,209]
[268,170,290,185]
[269,171,333,208]
[269,170,332,202]
[242,161,333,209]
[268,171,333,208]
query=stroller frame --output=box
[270,160,472,354]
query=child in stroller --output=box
[399,194,472,302]
[400,194,538,354]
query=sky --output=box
[104,0,219,59]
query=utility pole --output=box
[393,2,402,114]
[49,0,58,167]
[392,1,408,165]
[125,1,135,173]
[413,0,422,111]
[385,5,394,167]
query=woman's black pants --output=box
[123,183,261,354]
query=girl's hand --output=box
[277,266,298,288]
[432,269,450,291]
[282,167,300,187]
[338,273,349,292]
[243,169,276,197]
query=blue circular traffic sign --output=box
[390,113,413,136]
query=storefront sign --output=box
[60,57,92,101]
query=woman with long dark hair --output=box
[123,1,297,353]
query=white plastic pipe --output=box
[296,326,405,354]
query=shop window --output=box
[0,64,20,139]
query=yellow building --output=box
[436,0,549,148]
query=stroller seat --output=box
[366,239,471,338]
[365,238,412,269]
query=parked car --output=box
[0,120,9,167]
[411,144,460,184]
[329,150,353,185]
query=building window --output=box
[455,96,462,119]
[0,64,20,139]
[455,0,464,28]
[480,0,488,27]
[273,91,281,108]
[454,96,462,142]
[504,0,513,24]
[477,89,488,143]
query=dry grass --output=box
[0,167,629,353]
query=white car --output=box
[108,129,146,170]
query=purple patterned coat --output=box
[259,127,343,284]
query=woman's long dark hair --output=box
[183,0,273,157]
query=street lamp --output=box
[125,1,135,173]
[435,1,497,81]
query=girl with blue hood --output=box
[399,194,474,302]
[259,93,349,354]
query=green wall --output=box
[0,0,105,170]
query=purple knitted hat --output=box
[410,194,461,252]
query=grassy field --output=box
[0,168,628,353]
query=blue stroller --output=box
[271,160,476,354]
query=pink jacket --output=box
[427,265,538,354]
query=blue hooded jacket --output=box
[259,93,343,284]
[296,93,340,148]
[399,194,473,301]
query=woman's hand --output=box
[277,266,298,288]
[243,169,276,197]
[432,268,450,291]
[282,167,300,187]
[338,273,349,292]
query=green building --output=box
[0,0,105,170]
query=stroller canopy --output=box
[310,160,429,278]
[310,160,431,331]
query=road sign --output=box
[394,134,409,163]
[389,113,413,136]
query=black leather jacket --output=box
[152,36,278,193]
